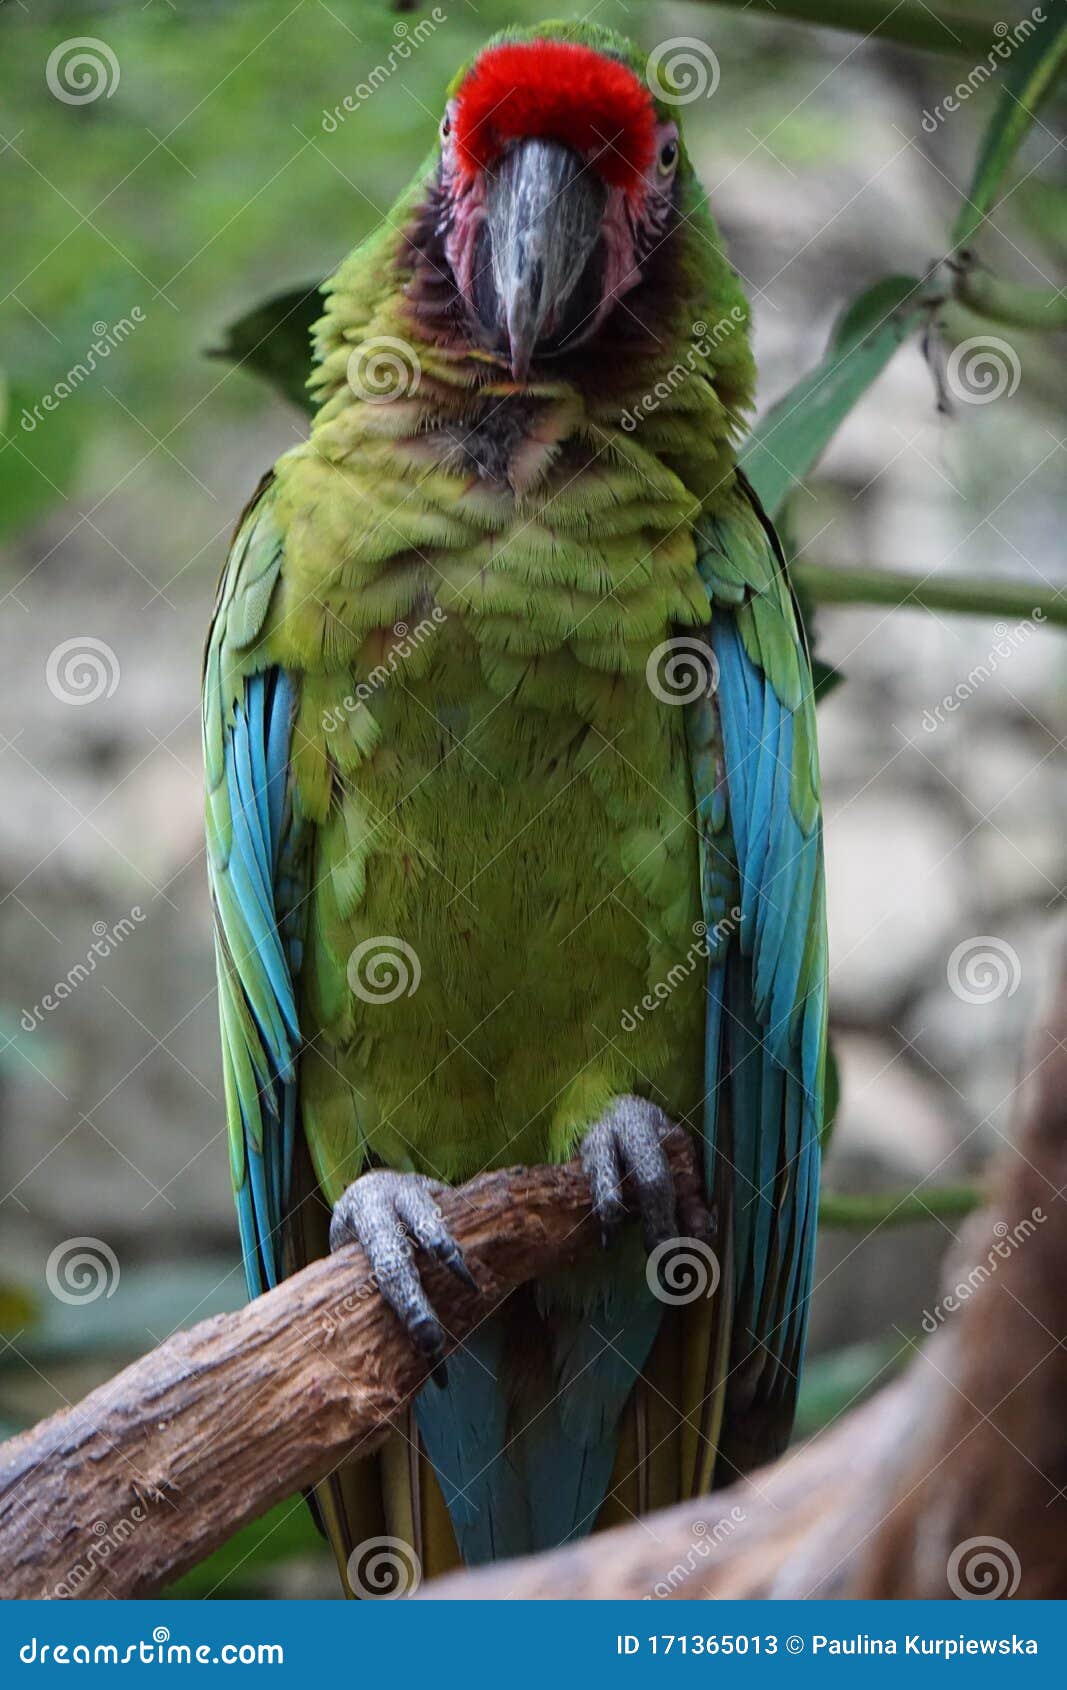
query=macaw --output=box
[203,20,826,1590]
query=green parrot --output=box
[203,19,826,1589]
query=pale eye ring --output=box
[658,138,678,175]
[441,113,451,141]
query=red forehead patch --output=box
[453,40,656,198]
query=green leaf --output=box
[1018,177,1067,256]
[953,9,1067,248]
[820,1035,840,1149]
[811,656,845,702]
[740,275,925,519]
[0,1283,37,1335]
[208,284,322,413]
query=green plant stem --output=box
[955,268,1067,330]
[820,1186,982,1227]
[702,0,995,58]
[793,561,1067,628]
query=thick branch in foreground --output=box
[423,972,1067,1600]
[0,1134,707,1599]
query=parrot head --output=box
[433,25,688,381]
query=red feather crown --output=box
[453,40,656,201]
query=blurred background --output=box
[1,0,1064,1595]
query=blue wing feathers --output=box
[264,673,291,863]
[217,669,302,1298]
[697,582,825,1454]
[414,1324,519,1565]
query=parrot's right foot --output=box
[329,1169,476,1384]
[580,1096,694,1252]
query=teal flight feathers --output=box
[203,19,827,1591]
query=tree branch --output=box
[819,1184,982,1227]
[0,1134,707,1599]
[954,267,1067,331]
[793,560,1067,628]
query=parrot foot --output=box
[580,1097,687,1253]
[329,1169,476,1386]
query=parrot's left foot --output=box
[580,1096,692,1252]
[329,1169,476,1384]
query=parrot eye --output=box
[657,138,678,176]
[441,114,451,140]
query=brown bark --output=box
[0,1132,707,1599]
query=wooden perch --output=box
[0,1133,707,1598]
[424,969,1067,1600]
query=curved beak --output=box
[481,137,607,380]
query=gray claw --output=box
[580,1097,679,1252]
[330,1170,474,1380]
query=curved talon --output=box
[581,1098,680,1253]
[392,1178,478,1290]
[330,1169,474,1385]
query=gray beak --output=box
[483,137,607,380]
